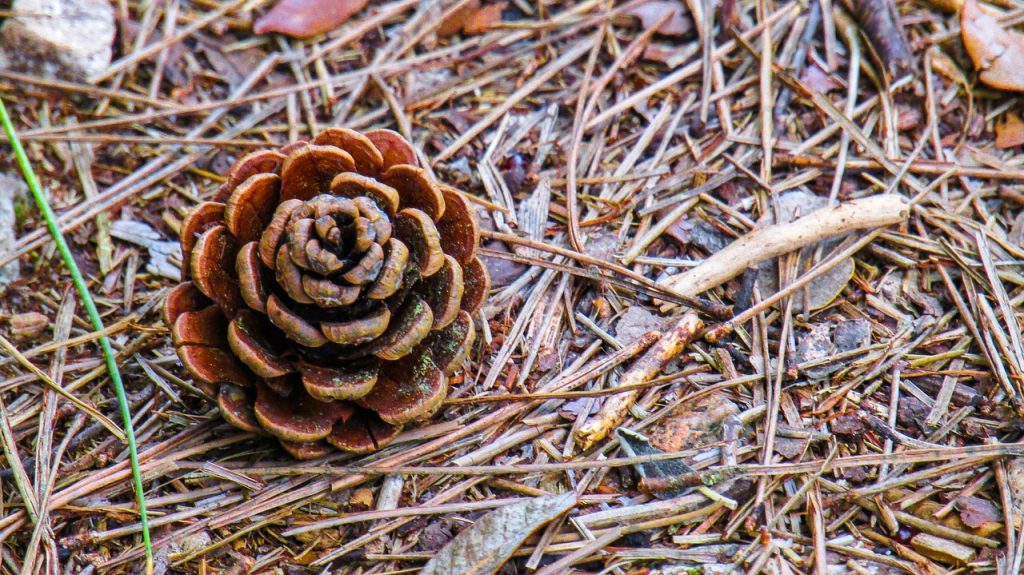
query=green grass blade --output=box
[0,97,154,573]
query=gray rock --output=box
[795,319,872,381]
[0,0,115,80]
[0,173,24,291]
[614,306,673,343]
[795,323,834,380]
[834,319,871,352]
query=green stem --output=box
[0,97,153,572]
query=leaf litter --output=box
[0,0,1024,573]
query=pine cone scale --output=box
[222,172,281,245]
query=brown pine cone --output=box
[164,128,489,459]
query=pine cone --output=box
[164,128,489,459]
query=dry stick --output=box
[20,291,76,574]
[0,334,122,438]
[25,38,477,140]
[657,194,909,300]
[0,397,39,524]
[533,527,625,575]
[702,231,881,341]
[11,134,264,147]
[565,9,663,252]
[0,422,223,538]
[445,365,710,405]
[576,313,704,450]
[282,497,532,537]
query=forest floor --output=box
[1,0,1024,573]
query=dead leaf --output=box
[624,1,692,37]
[956,495,1002,531]
[961,0,1024,91]
[848,0,914,77]
[800,62,842,94]
[253,0,369,39]
[996,112,1024,148]
[8,311,48,341]
[438,1,505,37]
[647,392,739,453]
[464,2,506,35]
[438,0,481,37]
[420,492,576,575]
[348,488,374,510]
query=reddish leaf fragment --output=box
[962,0,1024,91]
[624,1,692,37]
[996,112,1024,148]
[463,2,506,35]
[438,0,481,37]
[253,0,370,39]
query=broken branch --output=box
[576,312,704,450]
[657,194,909,303]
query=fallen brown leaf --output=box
[961,0,1024,91]
[420,493,576,575]
[956,495,1002,531]
[648,392,739,452]
[996,112,1024,148]
[438,0,481,37]
[253,0,369,39]
[624,1,692,37]
[464,2,507,35]
[8,311,48,341]
[800,62,842,94]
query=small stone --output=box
[417,521,453,552]
[0,0,115,80]
[480,240,526,288]
[582,231,619,263]
[8,311,49,341]
[0,173,24,291]
[614,306,673,343]
[833,319,871,352]
[794,323,834,380]
[773,436,807,459]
